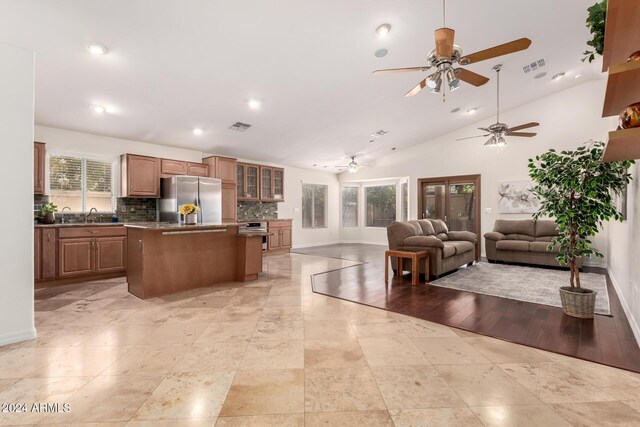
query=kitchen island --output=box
[125,222,264,298]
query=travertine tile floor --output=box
[2,253,640,426]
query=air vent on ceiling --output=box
[523,58,546,74]
[228,122,252,132]
[371,129,390,138]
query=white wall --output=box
[279,167,340,248]
[35,125,204,162]
[338,79,613,265]
[0,42,35,345]
[607,163,640,343]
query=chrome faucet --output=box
[61,206,71,224]
[85,207,98,223]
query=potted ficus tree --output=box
[528,141,633,318]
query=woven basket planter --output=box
[559,287,597,319]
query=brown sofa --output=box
[386,219,477,277]
[484,219,582,268]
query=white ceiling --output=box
[0,0,601,171]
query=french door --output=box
[417,174,481,260]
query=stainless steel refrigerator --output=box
[159,176,222,224]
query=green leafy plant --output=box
[39,203,58,215]
[528,141,633,288]
[582,0,607,63]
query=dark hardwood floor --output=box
[295,244,640,373]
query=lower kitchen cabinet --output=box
[35,225,127,285]
[267,220,292,253]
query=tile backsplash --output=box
[237,201,278,221]
[33,196,157,223]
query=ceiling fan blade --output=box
[455,68,490,87]
[478,127,492,132]
[405,77,428,97]
[456,134,490,141]
[435,28,455,59]
[507,122,540,132]
[373,66,431,74]
[459,38,532,65]
[508,132,537,137]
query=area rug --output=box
[431,262,611,315]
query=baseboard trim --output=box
[0,327,37,347]
[339,240,388,246]
[607,266,640,346]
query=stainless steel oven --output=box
[239,222,268,251]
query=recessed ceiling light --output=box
[87,42,108,56]
[552,72,565,81]
[375,23,392,37]
[193,128,203,135]
[574,73,583,79]
[391,147,397,151]
[313,163,317,167]
[450,107,461,113]
[374,48,389,58]
[534,72,547,79]
[90,104,106,114]
[466,107,478,114]
[248,99,261,110]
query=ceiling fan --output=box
[373,0,531,97]
[335,156,368,173]
[456,64,539,146]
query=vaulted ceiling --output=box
[0,0,601,171]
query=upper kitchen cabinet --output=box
[259,166,285,202]
[237,162,260,201]
[34,142,46,194]
[203,155,237,183]
[161,159,187,176]
[121,154,161,197]
[187,162,209,177]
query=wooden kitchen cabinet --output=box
[187,162,209,177]
[34,229,41,281]
[59,238,94,277]
[203,156,237,184]
[238,163,260,201]
[259,166,285,202]
[221,182,237,223]
[267,220,292,253]
[95,236,127,273]
[41,228,57,279]
[34,142,46,195]
[121,154,161,197]
[161,159,188,175]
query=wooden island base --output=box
[125,223,263,299]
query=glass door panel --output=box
[261,167,272,200]
[449,182,476,233]
[237,164,245,198]
[422,183,446,220]
[246,165,258,199]
[273,169,284,200]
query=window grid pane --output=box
[366,185,396,227]
[86,159,114,212]
[302,183,327,229]
[49,155,83,212]
[342,187,358,227]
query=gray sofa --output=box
[386,219,477,277]
[484,219,582,268]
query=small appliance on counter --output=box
[159,176,222,224]
[238,221,268,251]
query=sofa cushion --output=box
[387,222,420,249]
[534,236,554,242]
[447,230,477,243]
[448,241,474,255]
[505,233,535,242]
[442,243,456,258]
[484,231,505,241]
[429,219,449,241]
[493,219,535,237]
[496,240,531,252]
[535,220,559,238]
[407,220,423,236]
[403,236,444,248]
[530,242,560,253]
[417,219,435,236]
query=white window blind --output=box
[49,155,115,212]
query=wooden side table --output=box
[384,250,429,286]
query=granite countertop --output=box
[124,222,239,231]
[35,222,125,228]
[237,218,293,223]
